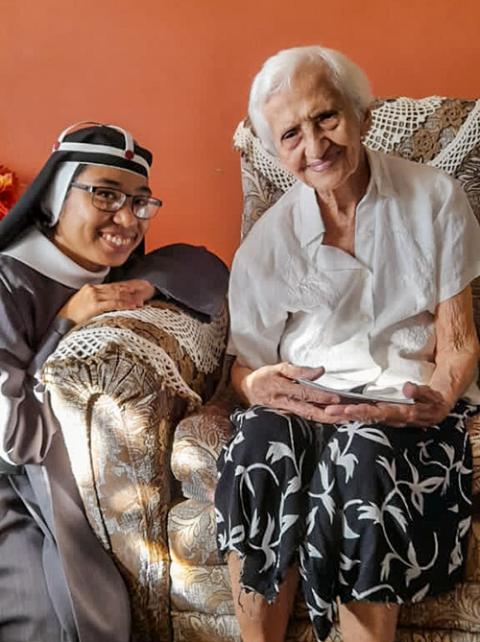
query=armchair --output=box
[43,96,480,642]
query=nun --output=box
[0,122,228,642]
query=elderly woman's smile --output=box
[305,145,342,172]
[263,63,370,197]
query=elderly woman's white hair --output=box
[248,45,373,154]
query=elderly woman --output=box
[0,122,227,642]
[215,46,480,642]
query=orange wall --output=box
[2,0,479,264]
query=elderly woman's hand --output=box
[58,279,155,325]
[232,360,347,423]
[323,382,451,427]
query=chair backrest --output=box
[233,96,480,330]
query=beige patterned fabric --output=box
[42,300,228,642]
[171,386,240,503]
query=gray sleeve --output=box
[0,282,72,465]
[27,316,74,377]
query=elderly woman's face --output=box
[263,64,370,194]
[52,165,151,271]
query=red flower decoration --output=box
[0,165,19,220]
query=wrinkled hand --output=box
[323,382,451,427]
[241,362,346,423]
[58,279,155,324]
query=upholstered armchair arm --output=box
[41,300,228,642]
[171,384,239,504]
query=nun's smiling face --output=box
[52,165,151,271]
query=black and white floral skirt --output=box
[215,402,476,641]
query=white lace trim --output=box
[46,306,226,404]
[430,101,480,174]
[96,306,227,372]
[233,97,480,193]
[363,96,443,151]
[234,121,296,193]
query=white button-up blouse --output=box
[228,149,480,401]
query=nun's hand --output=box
[58,279,155,324]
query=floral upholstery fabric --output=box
[42,300,227,642]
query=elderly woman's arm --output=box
[430,286,480,405]
[324,286,479,427]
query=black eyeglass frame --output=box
[70,182,162,220]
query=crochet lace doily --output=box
[364,96,443,151]
[233,96,480,192]
[46,306,227,406]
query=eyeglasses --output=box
[70,182,162,220]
